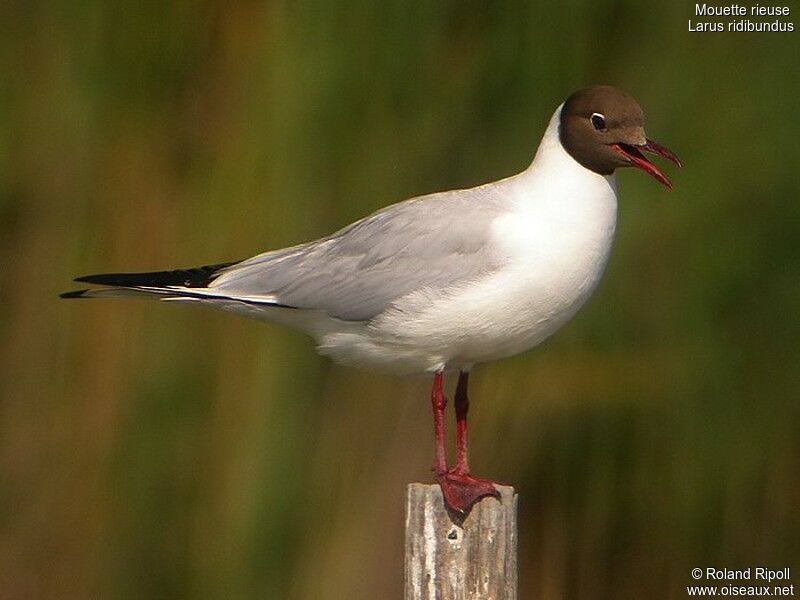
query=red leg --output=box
[452,371,471,474]
[430,371,448,476]
[432,370,500,515]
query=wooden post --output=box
[404,484,518,600]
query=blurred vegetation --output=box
[1,1,798,599]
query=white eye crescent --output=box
[590,113,607,131]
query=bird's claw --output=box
[435,470,501,515]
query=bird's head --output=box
[559,85,681,188]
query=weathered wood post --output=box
[404,484,518,600]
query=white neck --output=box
[515,104,618,211]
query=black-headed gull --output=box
[63,85,680,514]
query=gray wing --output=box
[210,184,511,321]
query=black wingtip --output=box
[73,274,121,285]
[60,289,90,299]
[70,262,238,289]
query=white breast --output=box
[315,106,619,374]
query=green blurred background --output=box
[2,2,798,598]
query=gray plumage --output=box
[210,182,512,321]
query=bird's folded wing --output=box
[211,189,509,321]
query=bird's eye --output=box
[590,113,606,131]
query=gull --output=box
[62,85,680,514]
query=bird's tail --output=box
[60,262,237,301]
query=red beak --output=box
[611,139,682,189]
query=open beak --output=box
[612,139,682,189]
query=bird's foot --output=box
[435,469,501,515]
